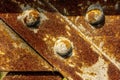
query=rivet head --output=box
[19,9,40,27]
[54,38,73,58]
[85,4,105,27]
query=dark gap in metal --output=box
[6,71,63,78]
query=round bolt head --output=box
[19,9,40,28]
[85,4,105,27]
[54,38,73,58]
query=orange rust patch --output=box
[108,64,120,80]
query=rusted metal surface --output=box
[0,1,105,79]
[0,19,53,71]
[0,0,120,80]
[45,0,120,79]
[47,0,120,68]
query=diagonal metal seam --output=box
[0,18,55,71]
[43,0,120,71]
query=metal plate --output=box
[0,0,120,80]
[47,0,120,70]
[0,19,53,71]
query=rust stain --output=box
[0,1,99,80]
[108,63,120,80]
[0,0,120,80]
[46,0,120,80]
[0,20,53,71]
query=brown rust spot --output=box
[71,30,99,67]
[103,37,120,62]
[108,63,120,80]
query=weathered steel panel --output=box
[0,19,53,71]
[0,0,120,80]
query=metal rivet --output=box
[54,38,73,58]
[19,9,40,28]
[85,4,105,28]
